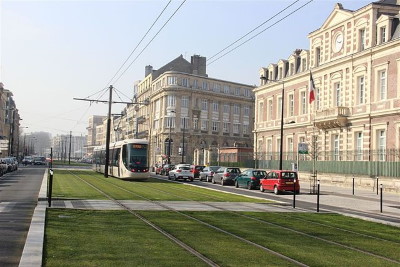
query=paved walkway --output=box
[18,172,400,267]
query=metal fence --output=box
[214,149,400,178]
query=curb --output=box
[19,170,47,267]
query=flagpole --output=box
[310,70,317,194]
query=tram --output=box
[93,139,149,179]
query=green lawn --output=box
[44,210,400,266]
[52,170,270,202]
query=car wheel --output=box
[260,185,264,192]
[212,178,215,184]
[206,176,210,182]
[235,181,239,188]
[220,179,224,186]
[168,175,171,180]
[247,182,252,190]
[274,186,280,195]
[190,178,194,182]
[174,175,178,181]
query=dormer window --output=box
[290,63,295,75]
[380,26,386,43]
[302,58,307,71]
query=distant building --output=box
[86,115,106,156]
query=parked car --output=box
[0,159,8,175]
[22,156,33,165]
[33,156,46,165]
[259,170,300,195]
[155,165,163,175]
[190,165,205,179]
[168,164,194,181]
[199,166,221,182]
[3,158,17,172]
[235,169,267,190]
[212,167,241,186]
[161,164,175,176]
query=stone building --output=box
[134,55,256,166]
[86,115,106,156]
[255,1,400,174]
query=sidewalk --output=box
[18,173,400,266]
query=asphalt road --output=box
[0,165,46,267]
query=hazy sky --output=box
[1,0,371,137]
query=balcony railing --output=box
[315,106,350,129]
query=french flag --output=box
[309,72,316,104]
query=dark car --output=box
[212,167,241,186]
[161,164,175,176]
[199,166,221,182]
[235,169,267,190]
[33,156,47,165]
[259,170,300,194]
[190,165,205,179]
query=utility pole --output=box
[68,131,72,165]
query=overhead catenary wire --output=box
[208,0,301,61]
[106,0,172,87]
[208,0,314,66]
[112,0,187,85]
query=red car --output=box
[259,170,300,195]
[190,165,205,179]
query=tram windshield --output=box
[122,143,148,171]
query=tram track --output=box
[70,171,400,265]
[68,170,309,266]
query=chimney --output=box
[145,65,153,77]
[191,55,207,77]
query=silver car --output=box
[199,166,221,182]
[212,167,241,186]
[168,164,194,181]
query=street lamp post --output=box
[167,111,175,164]
[260,76,285,170]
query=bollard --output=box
[317,180,320,212]
[376,177,379,195]
[380,184,383,213]
[352,176,355,195]
[293,178,296,209]
[48,169,54,207]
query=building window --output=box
[212,101,219,112]
[335,82,341,106]
[233,104,240,115]
[359,28,366,51]
[223,85,230,94]
[167,76,177,85]
[316,87,321,110]
[166,117,175,128]
[233,123,240,134]
[243,124,249,134]
[202,81,208,90]
[213,83,221,93]
[244,88,250,97]
[267,140,272,157]
[181,96,189,108]
[182,78,189,87]
[201,99,208,111]
[380,26,386,43]
[223,104,230,114]
[278,97,282,117]
[201,120,208,130]
[181,117,189,129]
[193,79,198,88]
[243,105,250,116]
[279,67,283,79]
[167,95,176,107]
[258,102,263,122]
[288,137,293,153]
[289,94,294,117]
[223,122,229,133]
[268,99,273,120]
[212,121,219,132]
[333,134,339,161]
[301,91,307,114]
[358,76,365,104]
[290,63,295,75]
[316,47,321,67]
[193,118,198,130]
[379,70,386,100]
[356,132,363,160]
[378,130,386,161]
[235,87,240,96]
[302,58,307,71]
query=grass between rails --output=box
[44,209,400,266]
[52,170,270,202]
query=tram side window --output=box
[113,148,120,167]
[122,145,128,168]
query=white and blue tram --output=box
[93,139,149,179]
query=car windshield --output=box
[210,166,220,171]
[180,166,190,170]
[227,168,240,173]
[281,172,297,179]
